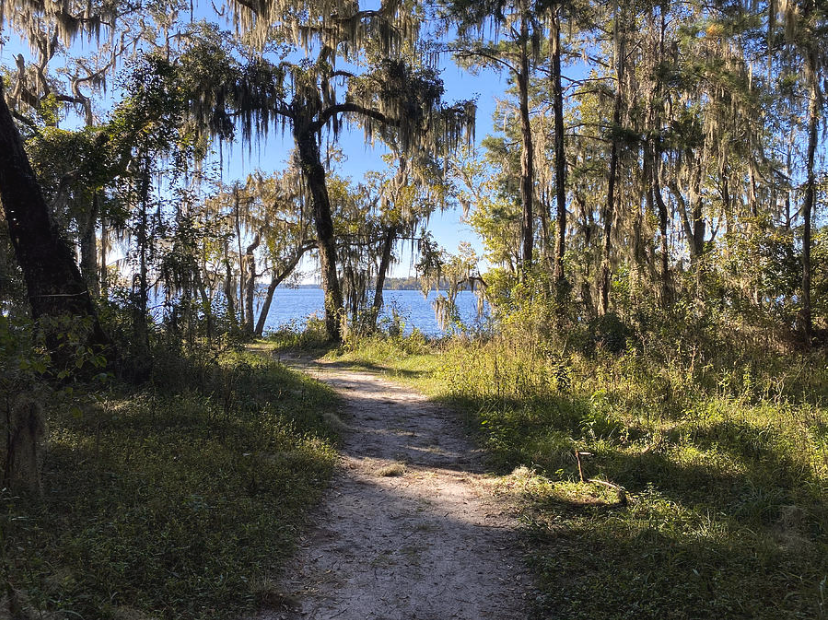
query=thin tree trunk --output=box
[720,157,733,236]
[653,161,671,304]
[651,5,670,304]
[0,81,109,352]
[691,157,705,258]
[80,193,100,298]
[550,8,568,285]
[748,163,758,220]
[600,11,624,316]
[223,241,236,321]
[371,225,397,329]
[234,188,246,327]
[784,136,793,229]
[518,14,535,271]
[100,210,109,296]
[195,269,213,343]
[295,126,343,342]
[134,159,151,354]
[243,232,260,335]
[254,245,311,337]
[800,47,819,347]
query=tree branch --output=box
[311,102,393,133]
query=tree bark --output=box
[254,245,312,337]
[371,224,397,329]
[550,8,568,285]
[243,232,260,335]
[294,126,344,342]
[600,11,624,316]
[223,241,236,321]
[80,193,100,298]
[133,160,151,355]
[653,159,671,304]
[800,46,819,347]
[518,15,535,271]
[0,82,109,352]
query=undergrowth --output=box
[331,329,828,619]
[2,347,338,620]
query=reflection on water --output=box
[260,289,488,337]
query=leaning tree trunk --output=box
[0,82,110,354]
[254,245,311,337]
[294,125,344,343]
[371,225,397,329]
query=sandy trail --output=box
[261,355,533,620]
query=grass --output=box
[318,333,445,394]
[327,332,828,620]
[3,347,339,620]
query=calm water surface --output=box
[260,289,488,337]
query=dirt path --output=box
[260,355,534,620]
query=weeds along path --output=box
[262,354,533,620]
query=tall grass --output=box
[333,327,828,619]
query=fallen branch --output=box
[587,478,628,506]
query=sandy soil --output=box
[258,355,534,620]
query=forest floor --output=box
[255,351,535,620]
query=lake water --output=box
[259,289,489,337]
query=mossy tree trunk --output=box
[294,125,344,343]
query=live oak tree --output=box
[199,0,475,342]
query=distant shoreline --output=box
[277,277,451,292]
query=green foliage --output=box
[2,349,338,619]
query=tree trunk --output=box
[653,160,671,304]
[518,16,535,271]
[550,8,568,285]
[651,4,670,304]
[100,209,109,296]
[800,47,819,347]
[0,82,109,353]
[748,163,758,220]
[234,188,246,327]
[294,126,343,342]
[254,246,310,337]
[243,232,260,335]
[371,225,397,329]
[223,241,236,321]
[80,193,100,298]
[133,160,151,355]
[600,11,624,316]
[720,157,733,236]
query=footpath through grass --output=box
[4,347,338,620]
[329,334,828,620]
